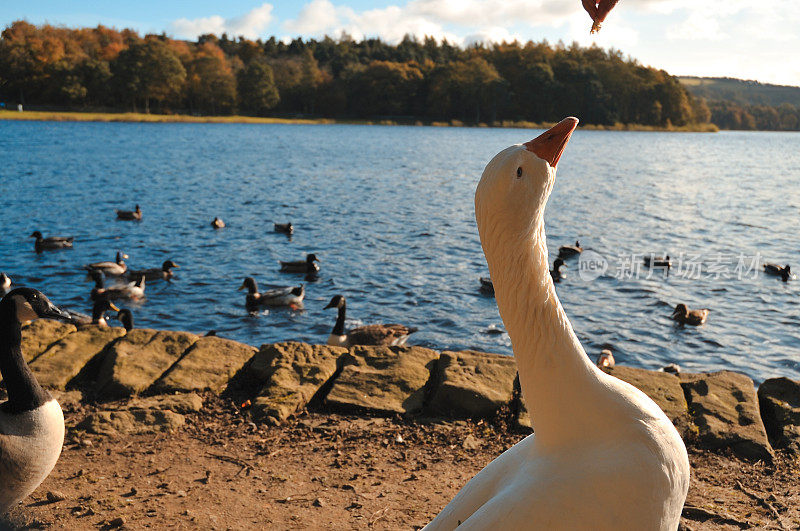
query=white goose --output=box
[426,118,689,529]
[0,288,68,513]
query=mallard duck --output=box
[324,294,418,348]
[127,260,179,282]
[479,276,494,295]
[65,299,120,328]
[550,257,568,282]
[238,277,304,310]
[644,255,672,268]
[671,303,708,326]
[0,273,11,292]
[84,251,129,276]
[558,240,583,258]
[279,253,319,274]
[104,275,146,301]
[30,231,73,252]
[117,309,134,331]
[211,217,225,229]
[116,204,142,220]
[596,349,615,368]
[0,288,68,512]
[274,222,293,235]
[764,263,792,282]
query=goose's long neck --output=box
[0,302,50,413]
[485,223,598,445]
[332,303,346,336]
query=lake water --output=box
[1,121,798,383]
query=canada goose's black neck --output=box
[332,301,346,336]
[0,300,50,413]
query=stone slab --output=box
[21,319,77,362]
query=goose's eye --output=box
[516,167,523,178]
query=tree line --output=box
[1,20,797,130]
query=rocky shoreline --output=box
[18,320,800,462]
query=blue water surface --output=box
[1,121,798,383]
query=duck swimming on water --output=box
[479,276,494,295]
[280,253,319,274]
[426,118,688,529]
[324,295,418,348]
[671,303,709,326]
[116,205,142,220]
[103,275,146,301]
[274,222,293,235]
[644,255,672,268]
[0,288,69,512]
[30,231,73,253]
[127,260,179,282]
[84,251,129,276]
[558,240,582,259]
[211,217,225,229]
[238,277,304,310]
[763,263,792,282]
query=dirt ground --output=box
[2,395,798,530]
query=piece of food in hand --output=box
[582,0,620,33]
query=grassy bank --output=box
[0,109,719,132]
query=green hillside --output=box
[679,76,800,107]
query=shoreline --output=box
[0,109,720,132]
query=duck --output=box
[211,217,225,229]
[274,222,294,235]
[0,288,68,512]
[127,260,180,282]
[596,349,615,368]
[550,257,568,282]
[323,295,418,348]
[116,204,142,220]
[763,263,792,282]
[279,253,320,274]
[88,270,107,301]
[426,117,688,529]
[30,231,73,252]
[238,277,304,310]
[103,275,146,301]
[671,303,708,326]
[65,299,121,328]
[0,273,11,292]
[557,240,582,259]
[83,251,129,276]
[117,309,134,332]
[479,276,494,295]
[644,255,672,268]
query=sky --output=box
[4,0,800,86]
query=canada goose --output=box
[0,288,68,512]
[104,275,146,301]
[238,277,304,310]
[671,303,708,326]
[764,263,792,282]
[644,255,672,268]
[427,118,688,528]
[550,257,568,282]
[596,349,615,368]
[30,231,73,252]
[127,260,179,282]
[279,253,319,274]
[117,309,134,331]
[211,217,225,229]
[0,273,11,292]
[479,276,494,295]
[65,299,121,328]
[116,204,142,220]
[84,251,129,276]
[324,295,418,348]
[558,240,582,258]
[274,222,293,235]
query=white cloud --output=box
[171,3,274,39]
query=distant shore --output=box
[0,110,719,132]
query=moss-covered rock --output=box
[428,350,517,418]
[30,326,125,389]
[152,336,257,394]
[325,345,438,415]
[757,377,800,454]
[249,342,347,424]
[680,370,773,461]
[20,319,77,362]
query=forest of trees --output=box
[1,20,798,130]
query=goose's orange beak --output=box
[523,117,579,169]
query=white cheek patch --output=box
[12,296,39,323]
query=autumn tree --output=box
[237,59,279,116]
[112,38,185,113]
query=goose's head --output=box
[324,294,346,310]
[162,260,180,271]
[475,118,578,246]
[2,287,70,323]
[239,277,258,293]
